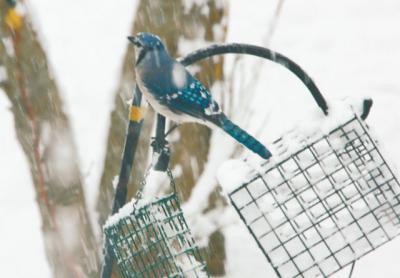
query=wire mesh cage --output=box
[104,194,209,278]
[227,114,400,278]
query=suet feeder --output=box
[104,193,208,278]
[226,110,400,278]
[103,114,208,278]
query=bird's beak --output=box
[127,36,141,47]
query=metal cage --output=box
[228,114,400,278]
[104,194,208,278]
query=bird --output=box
[128,32,271,159]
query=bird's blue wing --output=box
[139,60,221,120]
[163,77,221,119]
[154,65,220,119]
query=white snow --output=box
[217,159,253,192]
[103,197,146,229]
[47,130,78,186]
[56,206,81,252]
[104,199,130,228]
[217,99,362,199]
[2,37,15,56]
[178,36,211,57]
[3,0,400,277]
[223,224,277,278]
[0,65,7,82]
[14,2,27,16]
[141,169,170,198]
[104,168,171,229]
[182,0,208,14]
[112,175,119,190]
[212,23,226,42]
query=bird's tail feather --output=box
[216,114,271,159]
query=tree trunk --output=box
[96,0,228,275]
[0,3,100,277]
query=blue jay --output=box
[128,32,271,159]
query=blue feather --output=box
[219,115,271,159]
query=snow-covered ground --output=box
[1,0,400,277]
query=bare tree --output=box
[0,2,99,277]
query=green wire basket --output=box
[104,192,208,278]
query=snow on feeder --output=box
[218,104,400,278]
[104,193,208,278]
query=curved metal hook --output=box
[179,43,329,115]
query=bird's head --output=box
[128,32,167,66]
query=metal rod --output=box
[155,113,166,139]
[348,262,356,278]
[101,85,144,278]
[151,113,170,172]
[165,124,179,137]
[179,43,329,115]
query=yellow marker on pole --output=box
[5,8,23,32]
[129,106,145,122]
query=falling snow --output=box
[3,0,400,277]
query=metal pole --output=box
[348,262,356,278]
[101,85,144,278]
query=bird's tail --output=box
[213,114,271,159]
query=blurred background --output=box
[1,0,400,277]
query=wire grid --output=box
[104,194,208,278]
[228,115,400,278]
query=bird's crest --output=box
[128,32,165,49]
